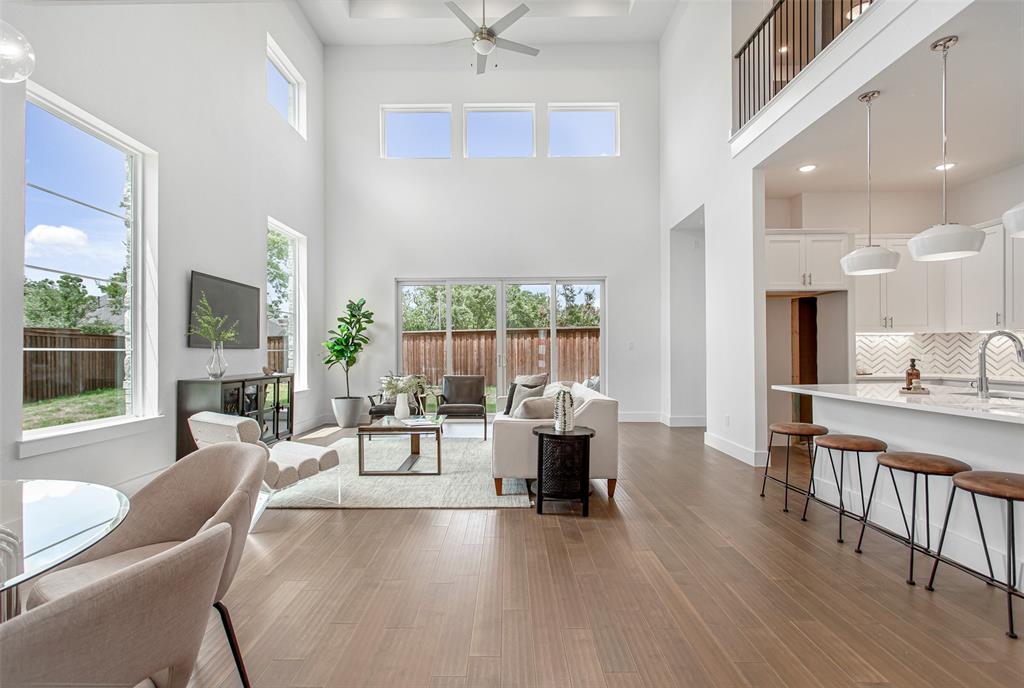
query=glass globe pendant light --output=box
[908,35,986,261]
[841,90,900,275]
[0,19,35,84]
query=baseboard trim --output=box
[619,412,661,422]
[704,431,766,466]
[660,414,706,427]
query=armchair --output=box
[367,375,427,422]
[437,374,488,440]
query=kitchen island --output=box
[772,382,1023,581]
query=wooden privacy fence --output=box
[402,327,600,386]
[23,328,124,403]
[267,336,286,374]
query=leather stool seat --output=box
[769,422,828,437]
[877,451,971,477]
[952,471,1024,501]
[815,434,887,453]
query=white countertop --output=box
[772,383,1024,425]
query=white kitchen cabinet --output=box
[765,232,848,291]
[960,224,1005,331]
[1008,230,1024,330]
[852,235,938,332]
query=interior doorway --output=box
[667,207,707,426]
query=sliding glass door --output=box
[397,278,605,411]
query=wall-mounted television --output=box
[187,271,260,349]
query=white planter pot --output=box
[331,397,362,428]
[394,392,411,420]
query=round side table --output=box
[532,425,596,517]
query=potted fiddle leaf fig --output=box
[323,298,374,427]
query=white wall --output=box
[0,1,325,489]
[949,162,1024,226]
[768,189,939,233]
[667,215,706,426]
[322,44,662,420]
[660,0,974,465]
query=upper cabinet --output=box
[765,232,848,291]
[852,235,941,332]
[945,223,1006,332]
[1008,230,1024,331]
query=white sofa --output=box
[491,382,618,497]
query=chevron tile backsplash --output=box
[856,332,1024,379]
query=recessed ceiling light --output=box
[798,164,817,173]
[778,46,788,54]
[934,162,956,171]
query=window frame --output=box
[266,217,308,391]
[547,102,621,158]
[266,33,307,139]
[379,105,454,160]
[463,103,536,159]
[21,81,159,447]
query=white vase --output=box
[394,392,411,420]
[554,388,574,432]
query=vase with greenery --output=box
[188,292,238,379]
[323,298,374,427]
[381,373,427,420]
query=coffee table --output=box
[357,415,446,476]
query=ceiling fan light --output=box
[0,19,35,84]
[473,36,495,55]
[1003,201,1024,239]
[841,244,900,275]
[908,222,986,261]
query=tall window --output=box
[464,105,535,158]
[266,218,306,387]
[548,103,620,157]
[23,100,138,431]
[267,33,307,138]
[380,106,453,159]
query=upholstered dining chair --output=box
[25,442,266,688]
[1,523,231,688]
[437,374,488,440]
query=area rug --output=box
[267,436,531,509]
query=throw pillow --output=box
[502,382,536,415]
[510,383,544,414]
[513,396,556,419]
[514,373,549,387]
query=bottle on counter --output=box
[905,358,921,390]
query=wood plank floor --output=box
[189,424,1024,687]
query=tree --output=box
[266,231,291,319]
[23,275,97,329]
[99,267,128,317]
[323,298,374,398]
[505,286,550,329]
[402,286,445,331]
[557,285,600,327]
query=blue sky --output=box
[466,110,533,158]
[549,110,616,157]
[24,102,130,294]
[267,59,291,122]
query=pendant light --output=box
[841,91,900,275]
[0,19,35,84]
[1003,202,1024,239]
[908,35,986,261]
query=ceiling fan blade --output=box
[476,52,488,75]
[444,2,480,33]
[495,37,539,56]
[435,37,471,47]
[489,3,530,35]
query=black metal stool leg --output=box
[907,473,919,585]
[826,448,844,542]
[926,486,958,591]
[801,442,818,522]
[760,432,774,497]
[856,463,881,554]
[971,492,997,582]
[857,452,867,519]
[783,438,791,513]
[1006,500,1017,639]
[924,475,931,551]
[890,468,912,539]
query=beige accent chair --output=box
[2,523,231,688]
[25,442,266,688]
[188,411,341,525]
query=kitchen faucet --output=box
[977,330,1024,399]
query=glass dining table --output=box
[0,479,129,621]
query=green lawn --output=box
[23,388,126,431]
[422,385,498,414]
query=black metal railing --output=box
[735,0,872,129]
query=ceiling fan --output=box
[441,0,539,74]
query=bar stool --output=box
[760,422,828,513]
[805,434,887,543]
[855,451,972,586]
[927,470,1024,639]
